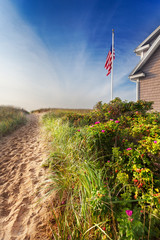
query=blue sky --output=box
[0,0,160,110]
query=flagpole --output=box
[111,29,114,101]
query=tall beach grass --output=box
[42,116,111,239]
[0,106,28,137]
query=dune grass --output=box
[0,106,28,137]
[42,117,107,239]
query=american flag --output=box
[104,45,115,76]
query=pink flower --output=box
[101,130,105,133]
[110,119,113,121]
[108,111,111,113]
[77,129,80,132]
[95,121,100,124]
[90,125,94,127]
[154,141,157,144]
[126,210,133,217]
[115,120,120,123]
[128,218,134,222]
[107,160,110,162]
[126,148,132,151]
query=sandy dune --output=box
[0,114,51,240]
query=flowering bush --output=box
[43,99,160,239]
[62,98,154,127]
[103,97,153,120]
[80,103,160,238]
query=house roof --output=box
[134,25,160,52]
[129,26,160,80]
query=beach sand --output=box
[0,114,52,240]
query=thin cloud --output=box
[0,0,137,111]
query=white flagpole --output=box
[111,29,114,100]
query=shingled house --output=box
[129,26,160,111]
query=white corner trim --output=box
[136,79,140,101]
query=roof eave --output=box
[135,25,160,50]
[134,44,150,54]
[129,72,145,82]
[130,35,160,76]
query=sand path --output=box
[0,114,51,240]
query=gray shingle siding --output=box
[139,46,160,111]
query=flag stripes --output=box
[104,45,115,76]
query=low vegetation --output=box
[31,108,91,114]
[0,106,28,137]
[42,98,160,240]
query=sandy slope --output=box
[0,114,51,240]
